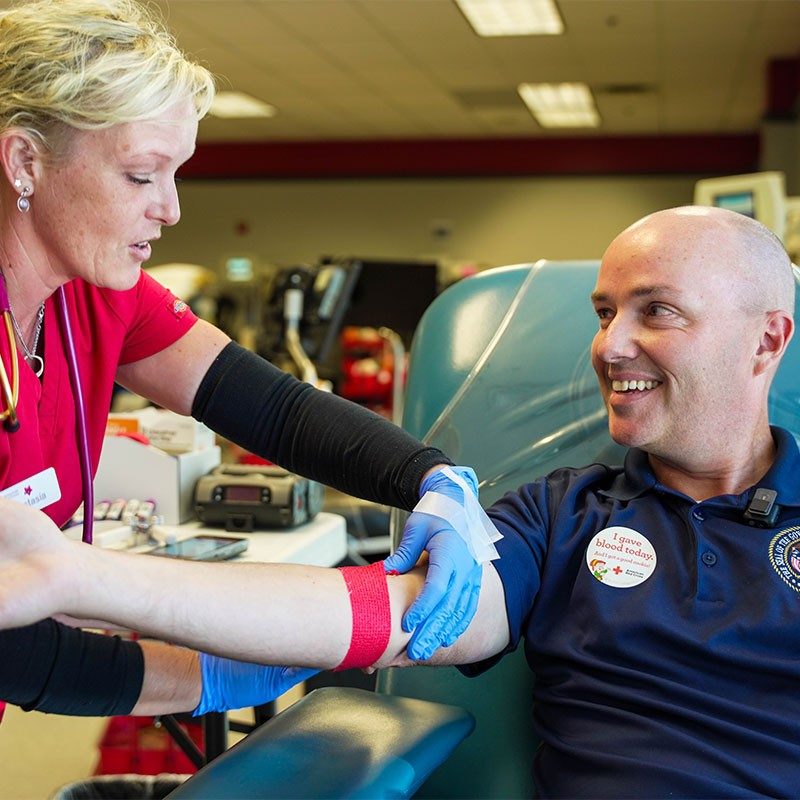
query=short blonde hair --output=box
[0,0,215,156]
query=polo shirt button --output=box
[701,551,717,566]
[692,509,705,521]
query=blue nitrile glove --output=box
[193,652,319,716]
[383,466,483,661]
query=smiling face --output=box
[28,99,197,291]
[590,209,773,468]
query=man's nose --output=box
[595,314,640,362]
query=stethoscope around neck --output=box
[0,272,94,544]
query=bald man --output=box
[1,207,798,798]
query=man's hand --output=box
[0,499,73,628]
[383,466,485,661]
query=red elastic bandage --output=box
[335,560,391,671]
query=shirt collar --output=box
[598,426,800,508]
[749,426,800,508]
[598,449,656,502]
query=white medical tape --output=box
[413,466,503,563]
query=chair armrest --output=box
[168,687,475,799]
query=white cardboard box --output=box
[106,408,215,454]
[94,436,221,524]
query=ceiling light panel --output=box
[209,91,276,119]
[518,82,600,128]
[455,0,564,36]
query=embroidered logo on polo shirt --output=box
[167,296,188,319]
[585,526,657,588]
[768,526,800,592]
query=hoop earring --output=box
[16,185,31,213]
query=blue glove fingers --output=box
[407,561,482,658]
[407,619,450,661]
[403,526,476,632]
[383,546,417,575]
[406,567,461,661]
[413,570,472,651]
[401,562,451,633]
[429,582,474,650]
[441,569,482,647]
[195,654,319,715]
[276,666,319,692]
[410,567,482,657]
[407,594,457,661]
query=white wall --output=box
[154,174,699,273]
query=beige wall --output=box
[154,174,699,274]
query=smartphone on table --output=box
[146,534,249,562]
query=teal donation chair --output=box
[170,261,800,799]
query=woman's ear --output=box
[754,310,795,376]
[0,130,40,189]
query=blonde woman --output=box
[0,0,482,720]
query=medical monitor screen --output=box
[713,191,756,218]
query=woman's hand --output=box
[383,466,487,661]
[0,499,74,628]
[193,652,319,715]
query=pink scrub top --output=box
[0,272,197,722]
[0,271,198,527]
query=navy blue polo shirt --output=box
[470,426,800,799]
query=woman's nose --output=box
[149,182,181,226]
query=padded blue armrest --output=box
[168,687,475,799]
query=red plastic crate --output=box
[94,716,203,776]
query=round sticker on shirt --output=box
[586,526,657,588]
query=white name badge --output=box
[586,526,657,588]
[0,467,62,510]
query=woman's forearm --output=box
[190,342,451,510]
[132,641,201,716]
[0,619,143,716]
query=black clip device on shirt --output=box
[743,488,780,527]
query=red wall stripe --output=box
[181,134,759,180]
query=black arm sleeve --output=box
[0,619,144,716]
[191,342,452,511]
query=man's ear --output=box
[754,310,794,376]
[0,130,40,189]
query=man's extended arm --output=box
[0,500,509,670]
[70,546,508,670]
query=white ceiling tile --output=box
[759,0,800,26]
[561,0,658,45]
[594,91,661,134]
[0,0,794,141]
[357,0,478,37]
[254,0,385,42]
[659,0,762,50]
